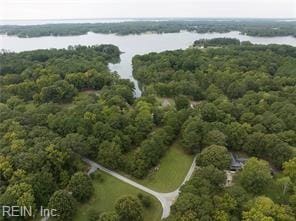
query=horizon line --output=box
[1,17,295,21]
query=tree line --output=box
[1,19,295,38]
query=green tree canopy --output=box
[115,196,143,221]
[239,158,272,194]
[48,190,76,221]
[68,172,93,202]
[196,145,231,170]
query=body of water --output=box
[1,31,296,96]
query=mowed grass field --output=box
[74,172,162,221]
[136,141,194,192]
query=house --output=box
[230,152,248,171]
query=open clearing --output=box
[136,142,194,192]
[74,141,193,221]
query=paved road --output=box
[83,156,197,219]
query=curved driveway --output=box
[83,156,196,219]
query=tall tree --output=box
[68,172,93,202]
[239,158,272,194]
[181,117,205,153]
[196,145,231,170]
[115,196,143,221]
[48,190,76,221]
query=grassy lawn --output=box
[74,141,193,221]
[136,142,194,192]
[74,172,162,221]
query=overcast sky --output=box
[0,0,295,20]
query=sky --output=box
[0,0,295,20]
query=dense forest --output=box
[0,19,296,38]
[1,39,296,221]
[133,41,296,220]
[0,44,188,220]
[194,37,241,47]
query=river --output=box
[1,31,296,96]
